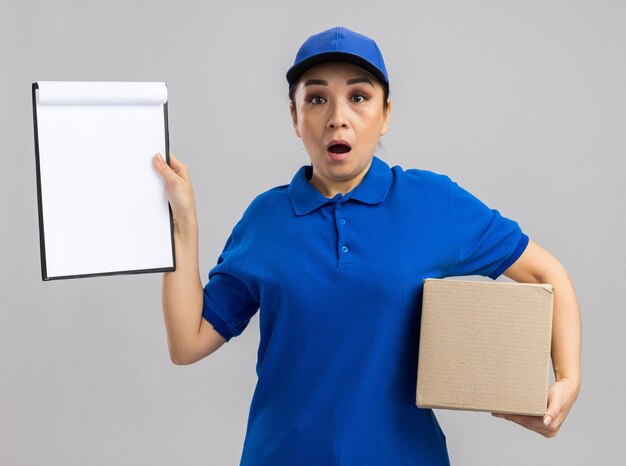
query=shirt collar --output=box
[287,156,393,216]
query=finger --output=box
[498,413,544,428]
[544,386,563,427]
[166,152,192,180]
[153,153,188,186]
[542,380,571,429]
[543,396,562,427]
[493,413,554,435]
[166,152,182,170]
[153,153,175,181]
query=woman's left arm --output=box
[491,238,582,438]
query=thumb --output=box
[543,386,562,426]
[153,152,180,184]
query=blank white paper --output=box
[34,81,173,279]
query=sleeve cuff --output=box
[201,303,235,342]
[488,232,529,280]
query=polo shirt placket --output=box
[330,194,354,269]
[286,157,394,272]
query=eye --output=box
[351,94,367,103]
[309,95,326,105]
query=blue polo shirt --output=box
[202,156,529,466]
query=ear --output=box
[380,98,392,136]
[290,102,301,138]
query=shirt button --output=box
[340,218,346,225]
[341,245,349,253]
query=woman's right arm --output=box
[153,152,226,365]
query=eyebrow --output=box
[347,77,374,86]
[303,77,374,87]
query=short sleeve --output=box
[447,177,529,279]
[201,222,260,342]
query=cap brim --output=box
[286,52,388,87]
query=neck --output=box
[308,159,373,198]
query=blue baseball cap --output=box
[286,27,389,89]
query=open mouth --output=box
[327,144,351,154]
[327,138,352,154]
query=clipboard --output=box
[32,81,175,281]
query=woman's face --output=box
[290,61,391,197]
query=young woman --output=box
[154,26,581,465]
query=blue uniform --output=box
[202,155,529,465]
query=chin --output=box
[328,164,366,183]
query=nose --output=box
[326,99,349,129]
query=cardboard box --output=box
[416,278,554,416]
